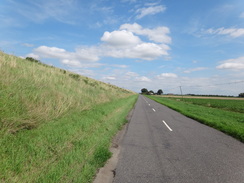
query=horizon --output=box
[1,0,244,95]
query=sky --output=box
[1,0,244,95]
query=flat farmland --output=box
[163,95,244,100]
[147,95,244,142]
[163,96,244,113]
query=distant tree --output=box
[157,89,163,95]
[149,90,154,95]
[26,57,40,63]
[239,93,244,97]
[141,88,148,94]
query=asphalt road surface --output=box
[113,95,244,183]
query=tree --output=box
[149,90,154,95]
[157,89,163,95]
[239,93,244,97]
[141,88,148,94]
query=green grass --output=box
[1,95,138,182]
[0,51,133,133]
[147,95,244,142]
[173,97,244,113]
[0,51,138,182]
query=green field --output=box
[0,51,138,182]
[147,95,244,142]
[168,97,244,113]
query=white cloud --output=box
[157,73,178,79]
[217,56,244,70]
[73,69,96,78]
[26,53,40,60]
[135,76,151,82]
[206,27,244,38]
[102,42,169,60]
[240,12,244,18]
[111,64,128,68]
[120,23,171,44]
[101,23,171,60]
[28,45,100,68]
[28,23,171,67]
[34,46,99,62]
[22,43,34,47]
[129,43,169,60]
[136,5,166,19]
[183,67,208,73]
[125,71,139,77]
[102,76,116,80]
[101,30,141,47]
[34,46,67,58]
[10,0,77,24]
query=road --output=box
[113,95,244,183]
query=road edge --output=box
[93,104,135,183]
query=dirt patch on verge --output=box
[93,124,127,183]
[93,107,134,183]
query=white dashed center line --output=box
[152,108,156,112]
[162,120,173,131]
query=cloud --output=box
[22,43,34,47]
[9,0,77,24]
[26,53,40,60]
[101,30,141,47]
[216,56,244,70]
[206,27,244,38]
[135,76,151,82]
[183,67,208,73]
[240,12,244,18]
[28,45,100,68]
[102,42,169,60]
[28,23,171,66]
[101,23,171,60]
[136,5,166,19]
[125,71,138,77]
[128,43,169,60]
[111,64,128,68]
[156,73,178,79]
[34,46,99,62]
[120,23,171,44]
[102,76,116,80]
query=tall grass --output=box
[0,51,138,182]
[0,51,133,134]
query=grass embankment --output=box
[0,51,138,182]
[147,95,244,142]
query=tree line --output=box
[141,88,163,95]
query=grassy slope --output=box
[147,95,244,142]
[0,52,138,182]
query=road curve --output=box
[113,95,244,183]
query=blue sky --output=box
[1,0,244,95]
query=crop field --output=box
[166,97,244,113]
[147,95,244,142]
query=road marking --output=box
[162,120,173,131]
[152,108,156,112]
[142,96,148,103]
[148,104,150,106]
